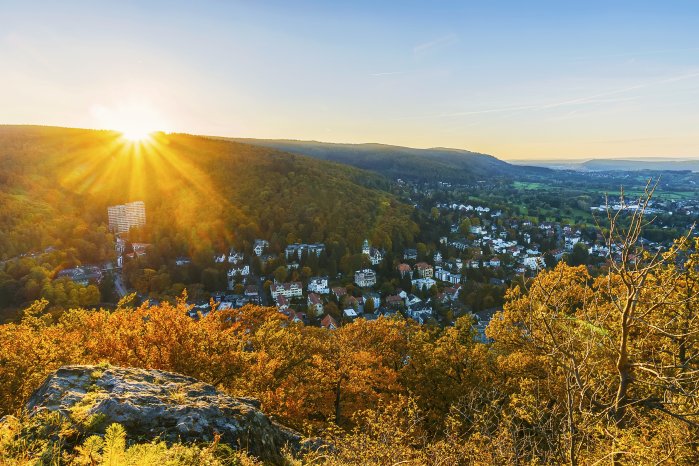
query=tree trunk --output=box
[334,379,342,425]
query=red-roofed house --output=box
[307,293,323,314]
[332,286,347,300]
[321,314,338,330]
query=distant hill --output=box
[581,158,699,172]
[228,139,550,182]
[513,158,699,172]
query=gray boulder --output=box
[27,365,309,463]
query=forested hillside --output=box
[231,138,551,182]
[0,126,417,311]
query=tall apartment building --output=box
[108,201,146,233]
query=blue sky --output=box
[2,1,699,158]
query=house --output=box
[332,286,347,300]
[523,256,545,271]
[307,276,330,294]
[343,308,358,319]
[275,295,290,312]
[285,243,325,260]
[244,284,260,300]
[443,284,462,302]
[489,258,501,268]
[253,239,269,256]
[406,294,422,308]
[228,249,244,264]
[362,239,384,266]
[354,269,377,287]
[414,262,434,278]
[403,248,418,260]
[270,281,303,299]
[56,266,103,286]
[227,265,250,289]
[433,251,443,264]
[386,295,404,309]
[435,267,462,285]
[412,277,437,291]
[397,263,412,278]
[434,266,449,282]
[307,293,323,314]
[450,240,468,251]
[407,302,433,323]
[288,309,306,324]
[227,265,250,278]
[175,256,191,266]
[344,295,360,309]
[321,314,338,330]
[132,243,150,257]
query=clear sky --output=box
[2,1,699,159]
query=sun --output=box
[92,101,168,142]
[119,126,155,142]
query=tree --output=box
[459,218,472,235]
[567,242,589,267]
[273,266,288,283]
[488,184,699,465]
[363,297,375,314]
[200,268,220,292]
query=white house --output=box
[227,265,250,289]
[228,249,244,264]
[362,239,384,266]
[285,243,325,260]
[253,239,269,256]
[412,277,437,291]
[523,256,544,271]
[354,269,377,287]
[307,276,330,294]
[270,281,303,299]
[227,265,250,278]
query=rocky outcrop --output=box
[27,365,309,463]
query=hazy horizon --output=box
[2,1,699,160]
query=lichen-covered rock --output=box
[26,365,307,463]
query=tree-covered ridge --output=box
[0,126,414,255]
[229,138,551,183]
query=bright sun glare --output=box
[119,126,155,142]
[92,102,168,142]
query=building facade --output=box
[108,201,146,233]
